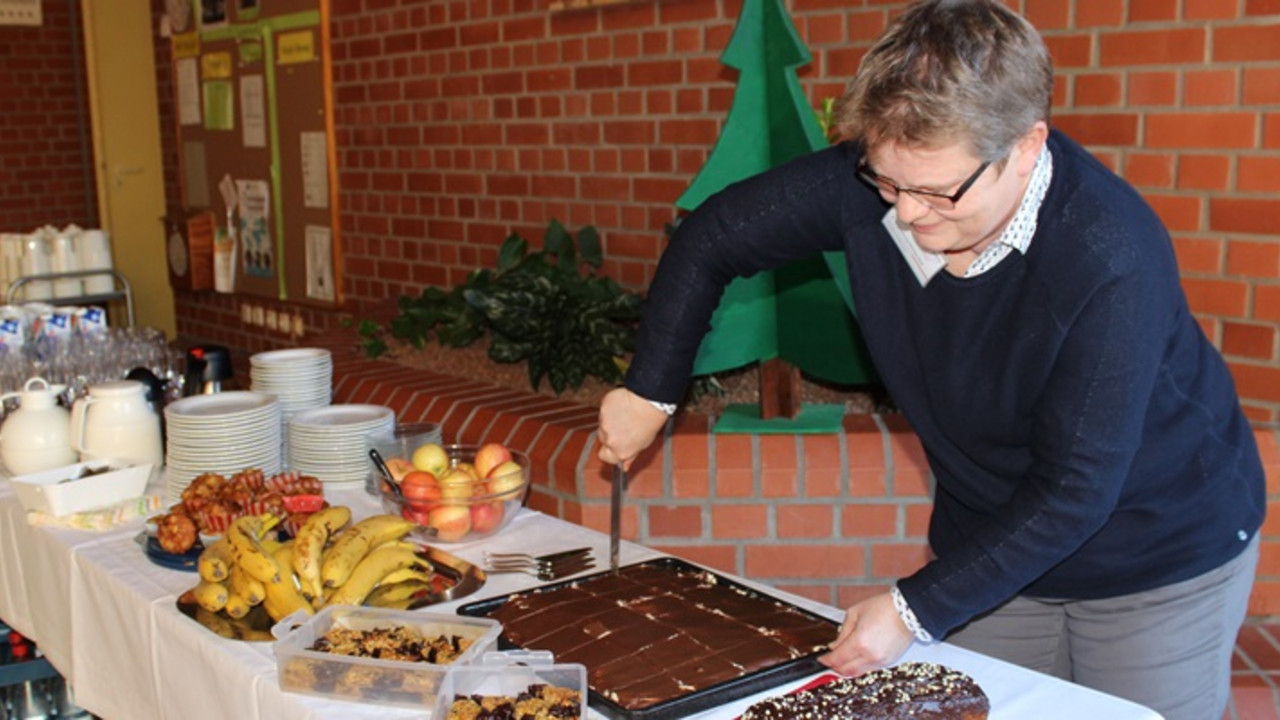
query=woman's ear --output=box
[1016,122,1050,176]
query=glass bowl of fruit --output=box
[370,441,530,543]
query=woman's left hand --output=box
[818,592,914,676]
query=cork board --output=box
[169,0,341,305]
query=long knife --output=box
[610,464,625,572]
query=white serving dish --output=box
[8,460,154,516]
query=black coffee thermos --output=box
[182,345,233,397]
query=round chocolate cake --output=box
[740,661,990,719]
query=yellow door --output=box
[80,0,175,336]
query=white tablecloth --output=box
[0,479,1163,720]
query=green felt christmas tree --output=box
[677,0,876,431]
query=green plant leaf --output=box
[578,225,603,268]
[496,233,527,274]
[543,219,570,257]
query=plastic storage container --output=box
[433,650,588,719]
[270,605,501,709]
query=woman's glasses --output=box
[856,158,992,211]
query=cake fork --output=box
[484,551,595,581]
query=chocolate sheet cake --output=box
[740,662,990,719]
[481,561,836,715]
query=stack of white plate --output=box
[286,404,395,488]
[163,391,282,502]
[249,348,333,421]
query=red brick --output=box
[870,542,932,578]
[841,504,898,538]
[1227,240,1280,278]
[648,504,703,538]
[1185,70,1237,107]
[711,504,769,539]
[1213,24,1280,62]
[1129,0,1179,21]
[1187,0,1239,19]
[1100,28,1205,66]
[1172,237,1224,274]
[1123,152,1175,188]
[1223,322,1277,360]
[1238,156,1280,193]
[1128,71,1178,106]
[777,504,834,539]
[745,544,864,579]
[1178,154,1231,191]
[1074,73,1123,107]
[626,60,682,87]
[1211,198,1280,235]
[1182,277,1251,316]
[1042,34,1092,68]
[1268,113,1280,149]
[1145,194,1203,232]
[1052,113,1139,146]
[1150,113,1257,150]
[801,434,843,497]
[1025,0,1069,29]
[1076,0,1124,26]
[1256,285,1280,323]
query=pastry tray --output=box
[456,557,838,720]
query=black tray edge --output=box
[456,556,839,720]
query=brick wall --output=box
[161,0,1280,420]
[0,0,97,232]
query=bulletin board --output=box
[168,0,341,305]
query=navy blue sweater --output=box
[627,130,1265,638]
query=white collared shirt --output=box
[884,147,1054,286]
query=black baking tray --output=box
[456,557,839,720]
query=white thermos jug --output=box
[70,380,163,467]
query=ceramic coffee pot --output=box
[0,377,76,475]
[70,379,164,467]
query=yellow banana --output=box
[192,579,229,613]
[197,538,234,583]
[320,514,415,589]
[293,506,351,601]
[224,589,252,620]
[377,566,434,588]
[229,563,266,606]
[325,544,430,608]
[263,543,314,622]
[227,514,281,584]
[366,580,431,606]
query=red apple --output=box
[438,468,476,500]
[400,470,443,511]
[487,460,525,497]
[473,442,513,479]
[469,501,505,534]
[401,505,432,525]
[428,505,472,542]
[411,442,449,475]
[384,457,415,483]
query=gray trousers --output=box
[946,535,1259,720]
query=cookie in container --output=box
[270,605,500,709]
[433,650,587,720]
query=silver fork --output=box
[484,547,592,565]
[484,551,595,581]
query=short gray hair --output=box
[833,0,1053,161]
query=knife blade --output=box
[610,463,625,572]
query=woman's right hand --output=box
[597,387,670,470]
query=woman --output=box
[595,2,1264,718]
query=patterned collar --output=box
[884,146,1054,286]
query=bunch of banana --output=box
[192,510,430,624]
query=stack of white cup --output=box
[0,226,114,301]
